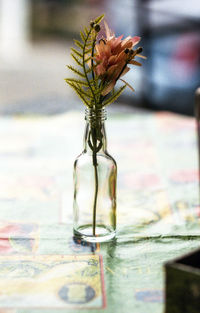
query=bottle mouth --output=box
[85,108,107,122]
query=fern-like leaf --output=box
[71,53,83,66]
[80,31,86,42]
[65,78,88,87]
[66,80,94,100]
[67,82,90,107]
[71,47,83,58]
[85,56,92,63]
[103,85,126,106]
[78,86,94,99]
[85,48,93,54]
[85,40,93,47]
[65,14,108,108]
[74,39,84,50]
[94,14,105,24]
[86,67,93,74]
[67,65,85,78]
[84,27,89,36]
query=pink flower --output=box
[94,22,142,96]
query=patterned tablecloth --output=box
[0,109,199,313]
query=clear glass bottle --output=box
[73,108,117,243]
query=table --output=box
[0,110,199,313]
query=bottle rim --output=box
[85,108,107,122]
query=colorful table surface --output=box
[0,109,199,313]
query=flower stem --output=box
[91,127,99,237]
[82,28,97,107]
[91,39,96,82]
[92,154,98,236]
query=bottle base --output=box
[73,224,116,243]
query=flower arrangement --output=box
[66,14,145,240]
[65,14,145,108]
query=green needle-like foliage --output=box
[103,85,126,106]
[65,14,126,109]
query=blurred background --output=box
[0,0,199,116]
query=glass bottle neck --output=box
[84,108,107,153]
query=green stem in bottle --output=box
[91,127,98,236]
[93,158,98,236]
[89,112,104,237]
